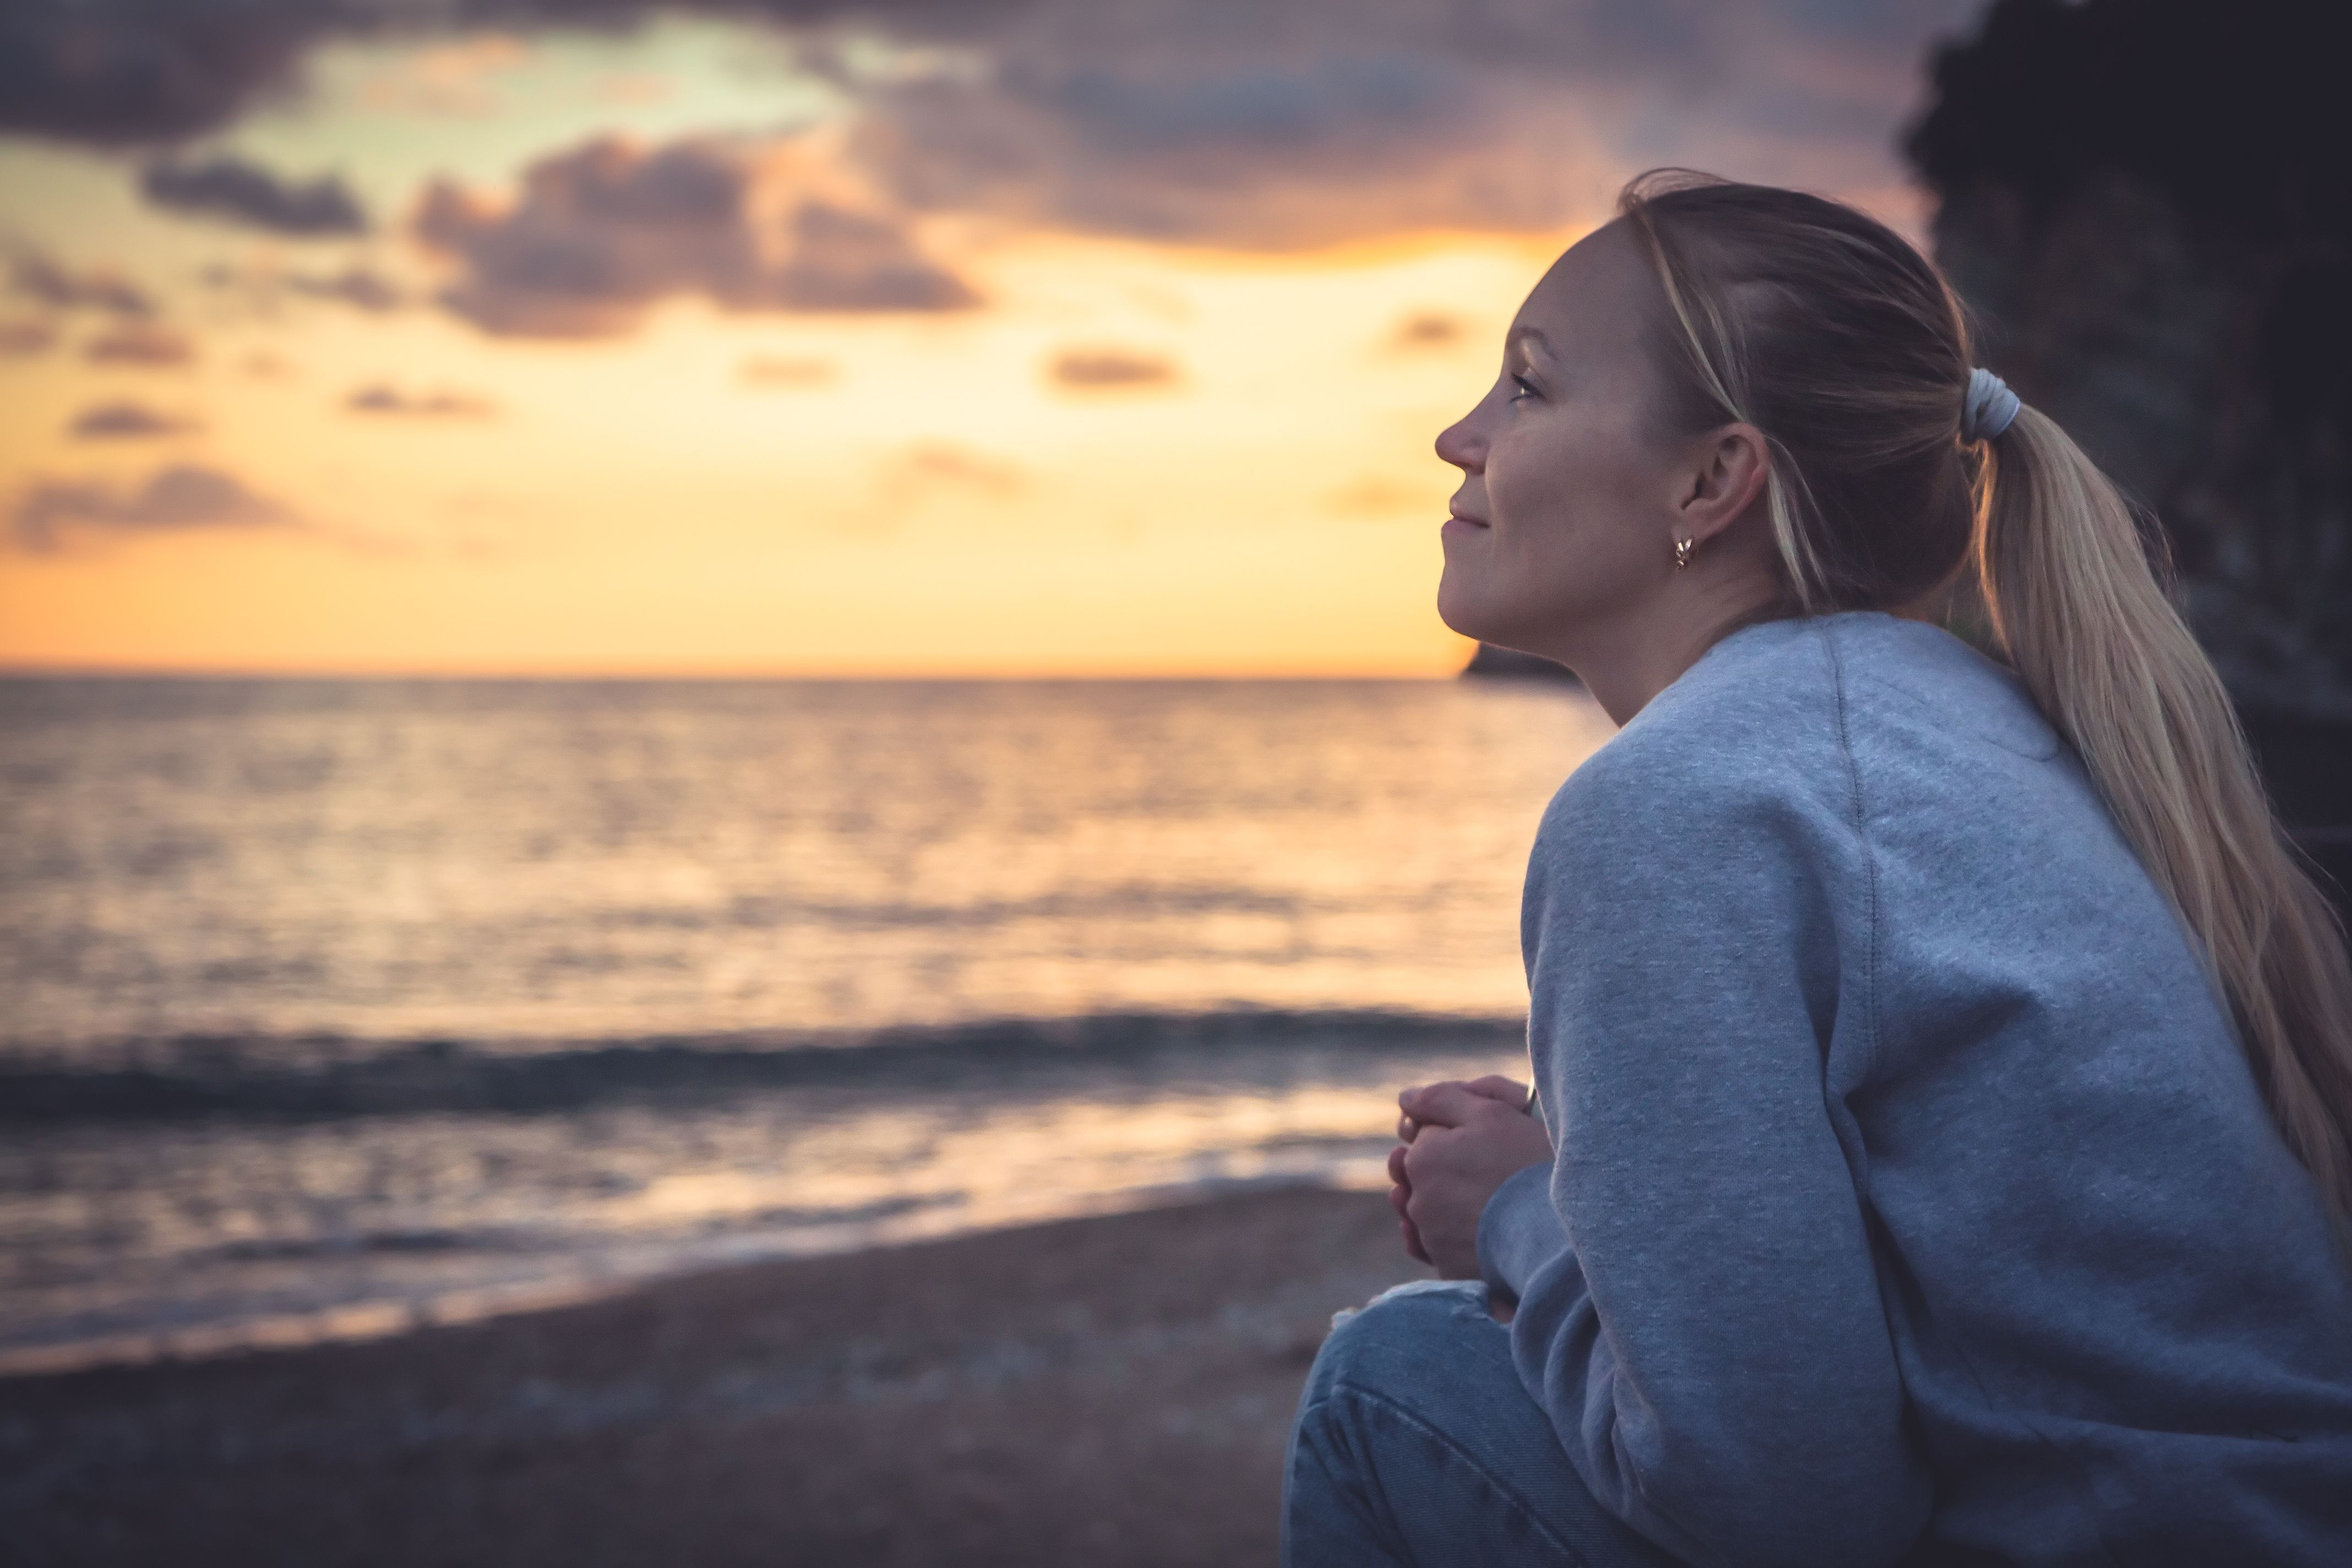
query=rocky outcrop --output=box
[1908,0,2351,720]
[1461,643,1579,680]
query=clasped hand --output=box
[1387,1075,1555,1280]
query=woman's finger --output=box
[1461,1075,1532,1107]
[1387,1144,1411,1186]
[1398,1080,1513,1130]
[1397,1112,1420,1142]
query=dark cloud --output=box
[10,252,153,317]
[0,2,943,147]
[9,463,298,552]
[413,134,980,337]
[738,353,837,386]
[84,322,197,367]
[1048,346,1179,390]
[345,382,498,417]
[0,1,323,148]
[831,0,1983,248]
[69,401,203,439]
[849,50,1588,249]
[0,318,57,355]
[140,153,368,235]
[2,1,1978,257]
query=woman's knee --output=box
[1299,1278,1512,1418]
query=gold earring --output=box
[1673,536,1695,570]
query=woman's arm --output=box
[1504,746,1932,1568]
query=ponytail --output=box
[1978,405,2352,1246]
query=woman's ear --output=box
[1674,422,1772,546]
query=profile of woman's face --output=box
[1434,221,1684,661]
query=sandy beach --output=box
[2,1185,1423,1567]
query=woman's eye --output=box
[1508,374,1538,401]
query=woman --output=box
[1281,173,2352,1566]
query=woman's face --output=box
[1434,221,1687,661]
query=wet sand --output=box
[2,1185,1424,1567]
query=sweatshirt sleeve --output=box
[1504,733,1932,1568]
[1478,1157,1565,1299]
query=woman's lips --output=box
[1442,510,1490,532]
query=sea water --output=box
[0,676,1612,1371]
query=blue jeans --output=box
[1282,1280,1692,1568]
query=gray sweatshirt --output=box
[1476,609,2352,1566]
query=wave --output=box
[0,1009,1525,1123]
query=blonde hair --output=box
[1619,170,2352,1247]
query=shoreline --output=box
[3,1184,1425,1566]
[0,1169,1394,1381]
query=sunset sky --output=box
[0,0,1984,674]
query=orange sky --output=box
[0,5,1977,674]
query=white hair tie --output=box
[1962,366,2021,443]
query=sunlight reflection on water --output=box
[0,678,1610,1368]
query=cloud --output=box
[286,265,405,311]
[849,47,1603,249]
[1325,474,1439,516]
[738,353,837,388]
[69,401,203,439]
[0,318,57,355]
[84,322,196,367]
[1048,346,1180,390]
[10,252,152,317]
[200,260,407,314]
[357,34,531,118]
[140,153,368,236]
[0,0,316,146]
[2,2,1974,251]
[9,463,298,552]
[1389,310,1466,350]
[344,383,498,417]
[896,441,1024,493]
[876,440,1026,508]
[839,1,1978,247]
[413,133,982,337]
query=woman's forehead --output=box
[1511,223,1654,357]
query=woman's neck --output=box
[1561,591,1795,727]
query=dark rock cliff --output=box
[1908,0,2351,721]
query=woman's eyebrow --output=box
[1508,325,1554,363]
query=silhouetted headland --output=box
[1462,643,1580,680]
[1910,0,2351,721]
[1909,0,2351,903]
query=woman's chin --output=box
[1435,574,1509,647]
[1433,586,1484,645]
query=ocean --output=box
[0,676,1613,1373]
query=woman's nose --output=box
[1435,411,1482,472]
